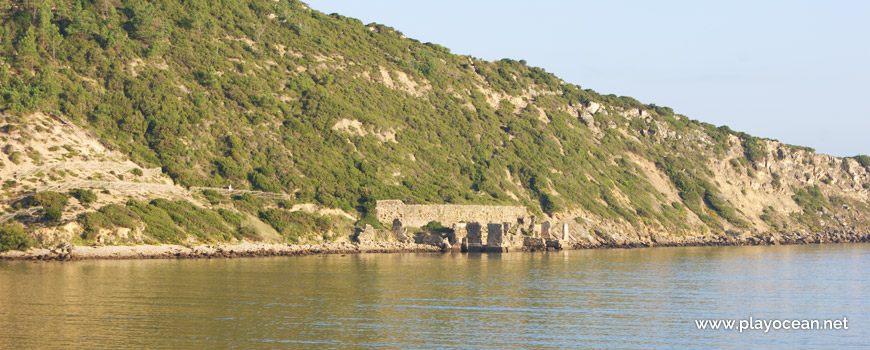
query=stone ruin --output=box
[449,223,467,247]
[375,200,528,228]
[462,222,485,252]
[368,200,576,252]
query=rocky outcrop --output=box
[3,227,869,261]
[392,219,409,242]
[355,224,376,244]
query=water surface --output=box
[1,244,869,348]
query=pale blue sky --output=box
[305,0,869,157]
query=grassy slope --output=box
[2,0,869,246]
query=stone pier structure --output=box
[449,223,467,248]
[464,223,486,252]
[486,223,507,252]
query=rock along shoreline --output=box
[1,229,868,262]
[0,242,442,261]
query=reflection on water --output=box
[1,244,869,349]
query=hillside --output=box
[2,0,870,251]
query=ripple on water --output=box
[1,244,869,349]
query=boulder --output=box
[355,224,376,245]
[421,233,445,246]
[440,237,451,252]
[392,219,409,242]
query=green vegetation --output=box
[80,199,246,243]
[69,188,97,205]
[743,137,765,165]
[0,224,32,252]
[793,186,830,214]
[0,0,661,214]
[201,189,225,205]
[422,221,451,234]
[259,209,338,243]
[42,206,62,223]
[0,0,848,246]
[853,155,870,168]
[657,156,746,229]
[29,191,68,209]
[771,172,781,189]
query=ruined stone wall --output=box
[375,200,528,228]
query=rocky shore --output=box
[2,228,869,262]
[0,242,442,261]
[570,229,870,249]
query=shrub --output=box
[42,207,62,223]
[354,214,384,229]
[69,188,97,205]
[854,155,870,168]
[30,191,68,209]
[771,172,781,189]
[421,221,451,234]
[202,189,225,205]
[259,209,335,243]
[793,186,829,213]
[0,224,32,252]
[743,137,765,164]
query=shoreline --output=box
[2,229,868,261]
[0,242,443,261]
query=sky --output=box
[304,0,870,157]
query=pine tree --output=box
[129,1,164,43]
[16,26,37,70]
[36,1,61,59]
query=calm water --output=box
[1,244,869,349]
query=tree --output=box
[43,206,62,223]
[36,1,62,59]
[16,26,37,70]
[97,0,121,18]
[0,224,32,252]
[128,1,165,43]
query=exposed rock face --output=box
[392,219,409,242]
[587,101,602,114]
[375,200,527,228]
[531,224,542,237]
[355,224,376,244]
